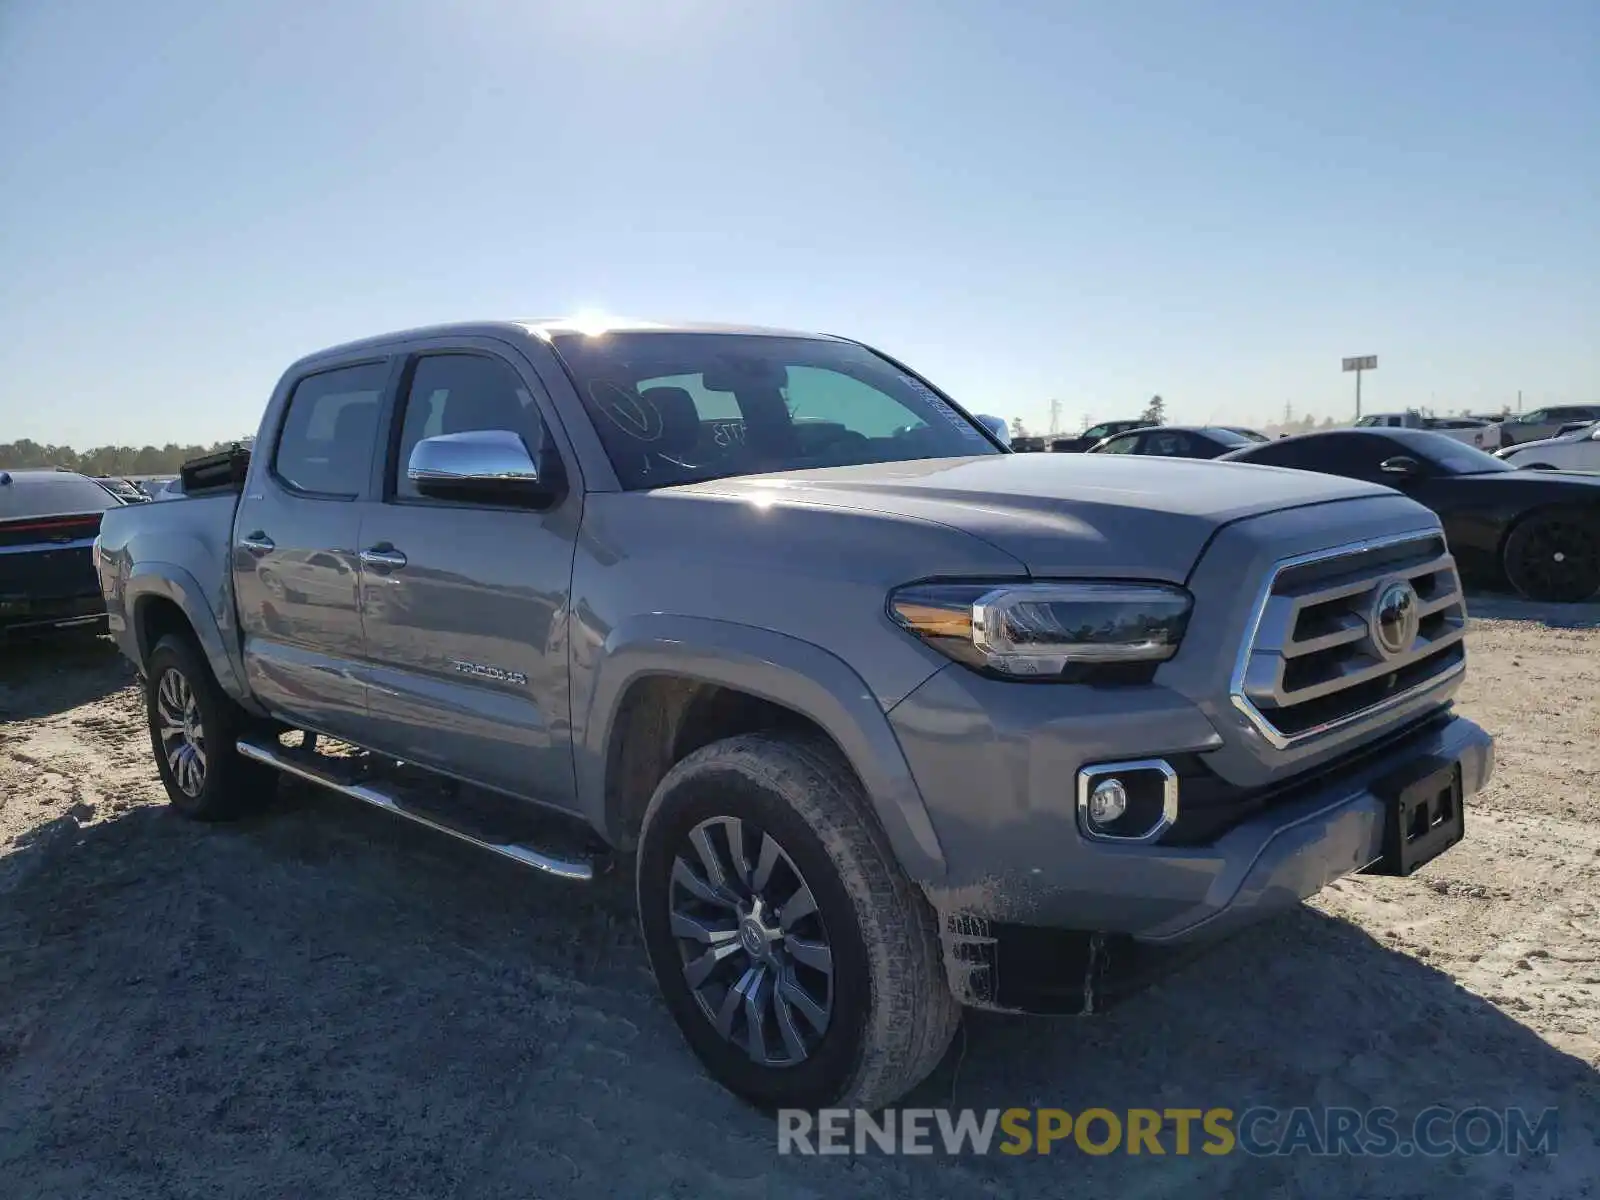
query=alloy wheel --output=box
[667,816,834,1068]
[156,668,207,797]
[1515,519,1599,601]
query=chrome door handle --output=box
[360,546,408,570]
[238,533,275,555]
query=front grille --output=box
[1231,531,1466,747]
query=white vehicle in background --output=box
[1354,411,1501,451]
[1496,405,1600,448]
[1495,421,1600,473]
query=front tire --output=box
[1502,510,1600,602]
[145,633,277,820]
[636,733,959,1111]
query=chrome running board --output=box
[236,737,598,882]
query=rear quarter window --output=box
[0,473,118,519]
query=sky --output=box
[1,0,1595,448]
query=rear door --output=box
[355,343,581,808]
[233,359,392,736]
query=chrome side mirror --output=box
[975,414,1011,447]
[407,429,557,507]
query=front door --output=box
[355,347,580,809]
[234,359,389,737]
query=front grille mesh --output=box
[1233,533,1466,745]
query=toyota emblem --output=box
[1370,580,1420,659]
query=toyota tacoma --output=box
[97,318,1492,1110]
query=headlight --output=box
[888,581,1193,679]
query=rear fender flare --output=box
[126,563,263,714]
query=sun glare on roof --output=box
[530,310,667,338]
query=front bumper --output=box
[890,666,1493,1012]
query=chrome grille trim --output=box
[1230,529,1467,749]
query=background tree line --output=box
[0,438,251,478]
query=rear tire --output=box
[1521,462,1557,471]
[636,733,959,1111]
[145,633,277,820]
[1502,510,1600,603]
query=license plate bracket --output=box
[1365,756,1465,877]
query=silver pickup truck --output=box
[97,318,1493,1111]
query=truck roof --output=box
[293,317,842,370]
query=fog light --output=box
[1087,778,1128,825]
[1076,759,1179,842]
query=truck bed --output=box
[98,487,242,663]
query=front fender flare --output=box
[125,562,260,712]
[576,614,947,884]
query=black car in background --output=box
[95,476,150,504]
[1087,425,1263,459]
[1219,428,1600,602]
[1049,418,1154,453]
[0,468,122,637]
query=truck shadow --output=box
[0,790,1593,1200]
[0,632,134,721]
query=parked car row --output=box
[1012,420,1272,456]
[1218,428,1600,602]
[1047,420,1597,601]
[94,476,151,503]
[1355,412,1504,450]
[1044,405,1600,459]
[1496,405,1600,447]
[1084,425,1268,459]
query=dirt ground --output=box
[2,603,1597,1199]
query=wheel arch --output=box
[125,564,262,712]
[577,615,947,884]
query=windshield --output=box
[1393,430,1514,475]
[548,332,1002,489]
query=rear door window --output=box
[272,362,390,498]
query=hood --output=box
[673,454,1391,578]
